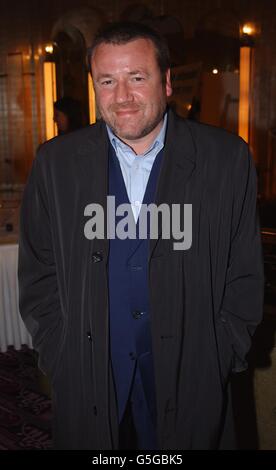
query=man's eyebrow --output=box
[95,73,114,80]
[95,70,149,81]
[129,70,149,76]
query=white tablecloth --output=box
[0,244,32,352]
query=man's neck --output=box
[118,119,164,156]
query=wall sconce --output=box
[45,44,54,54]
[242,23,255,36]
[238,23,255,143]
[43,43,57,140]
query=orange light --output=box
[238,47,251,142]
[88,74,96,124]
[45,44,54,54]
[242,24,255,36]
[43,62,57,140]
[212,68,218,74]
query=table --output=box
[0,243,32,352]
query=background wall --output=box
[1,0,276,195]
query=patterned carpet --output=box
[0,346,52,450]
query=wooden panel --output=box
[200,71,239,133]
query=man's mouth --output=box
[115,108,140,115]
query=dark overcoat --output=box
[18,109,264,449]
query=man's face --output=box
[91,38,172,142]
[54,109,69,134]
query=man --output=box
[53,96,83,135]
[18,22,264,450]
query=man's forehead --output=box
[91,40,160,79]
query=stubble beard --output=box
[103,101,167,142]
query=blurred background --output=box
[0,0,275,450]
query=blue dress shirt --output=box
[106,113,168,222]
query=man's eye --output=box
[132,76,144,82]
[101,80,113,86]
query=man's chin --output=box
[108,113,165,141]
[112,127,144,141]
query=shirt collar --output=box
[106,112,167,157]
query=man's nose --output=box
[114,80,133,103]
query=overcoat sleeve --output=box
[18,147,65,377]
[220,140,264,373]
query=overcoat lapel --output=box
[77,120,110,260]
[149,109,196,258]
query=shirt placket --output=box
[130,158,144,223]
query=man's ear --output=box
[165,69,172,97]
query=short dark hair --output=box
[87,21,170,76]
[54,96,83,131]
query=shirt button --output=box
[91,252,103,263]
[132,310,145,319]
[131,266,142,271]
[134,200,141,207]
[87,331,93,341]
